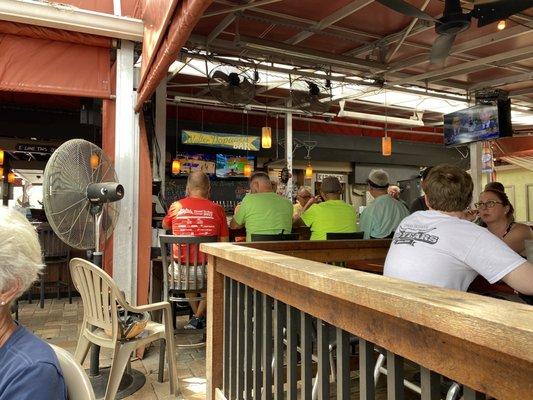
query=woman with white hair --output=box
[0,206,67,399]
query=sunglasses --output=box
[474,200,503,210]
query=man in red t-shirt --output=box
[162,171,229,329]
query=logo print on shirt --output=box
[393,227,439,246]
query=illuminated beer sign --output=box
[181,130,260,151]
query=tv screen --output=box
[443,102,511,146]
[216,154,255,178]
[175,153,216,176]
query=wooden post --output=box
[206,255,225,400]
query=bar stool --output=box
[36,225,71,308]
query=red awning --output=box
[0,33,111,98]
[135,0,213,111]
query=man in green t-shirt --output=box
[295,176,357,241]
[230,172,293,241]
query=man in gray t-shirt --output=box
[384,164,533,295]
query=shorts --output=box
[168,264,207,291]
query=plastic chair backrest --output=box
[160,235,219,293]
[50,344,96,400]
[250,233,300,242]
[69,258,120,341]
[326,232,364,240]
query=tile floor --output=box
[17,297,206,400]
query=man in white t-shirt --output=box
[384,164,533,294]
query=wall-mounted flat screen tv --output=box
[216,154,255,178]
[443,100,512,146]
[175,153,216,176]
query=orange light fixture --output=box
[497,20,506,30]
[90,153,100,169]
[171,159,181,175]
[382,136,392,156]
[0,166,3,178]
[243,163,252,178]
[0,149,4,165]
[305,163,313,178]
[7,171,15,184]
[261,126,272,149]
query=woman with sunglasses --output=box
[476,189,533,256]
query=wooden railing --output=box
[203,241,533,400]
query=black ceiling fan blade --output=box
[473,0,533,27]
[212,70,229,82]
[376,0,438,22]
[430,33,456,64]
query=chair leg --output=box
[74,333,92,365]
[156,339,165,383]
[40,273,45,308]
[165,314,178,395]
[171,302,177,331]
[105,344,132,400]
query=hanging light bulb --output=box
[305,162,313,178]
[382,136,392,156]
[90,153,100,169]
[243,163,252,178]
[172,159,181,175]
[261,126,272,149]
[7,171,15,184]
[497,20,506,30]
[0,149,4,165]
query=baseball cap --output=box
[367,169,389,188]
[321,176,342,193]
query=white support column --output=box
[285,109,293,199]
[113,40,138,304]
[470,142,482,205]
[153,82,166,194]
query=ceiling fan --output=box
[376,0,533,64]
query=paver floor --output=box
[18,297,206,400]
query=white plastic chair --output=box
[50,344,95,400]
[69,258,178,400]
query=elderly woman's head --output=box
[0,206,42,307]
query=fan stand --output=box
[87,204,146,399]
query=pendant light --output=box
[304,120,314,178]
[305,162,313,178]
[7,171,15,184]
[261,71,272,148]
[382,90,392,157]
[382,135,392,156]
[0,149,4,165]
[90,153,100,169]
[172,103,181,175]
[261,126,272,149]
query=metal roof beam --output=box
[203,0,282,19]
[186,34,470,91]
[285,0,374,45]
[0,0,143,41]
[470,72,533,91]
[390,45,533,86]
[387,24,533,73]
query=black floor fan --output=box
[43,138,145,398]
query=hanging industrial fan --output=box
[208,64,258,106]
[290,78,331,115]
[376,0,533,64]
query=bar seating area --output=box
[2,0,533,399]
